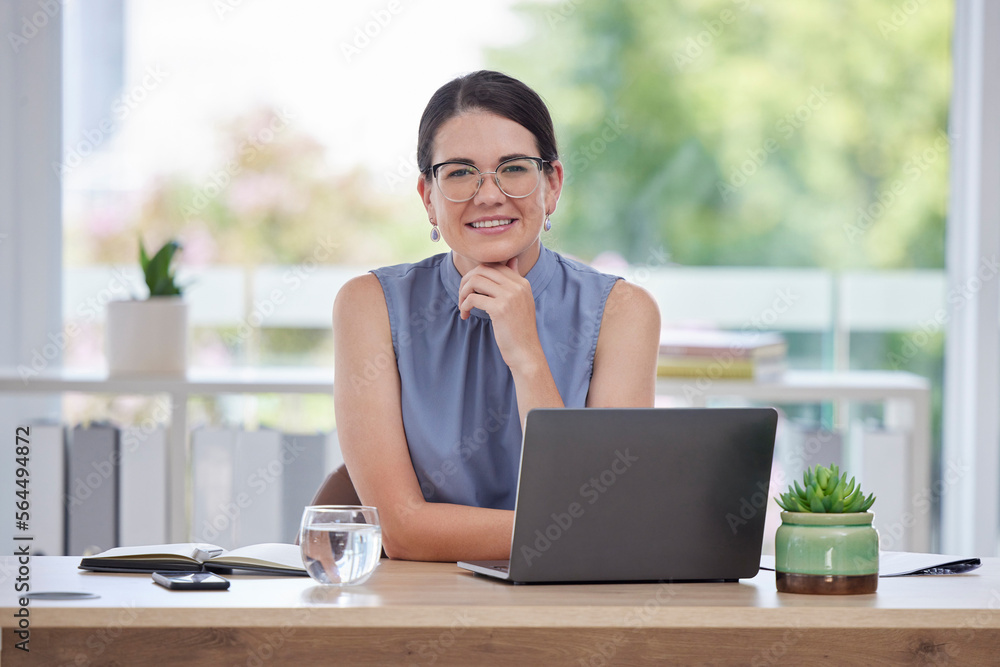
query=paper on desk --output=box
[759,551,982,577]
[877,551,982,576]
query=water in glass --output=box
[300,507,382,585]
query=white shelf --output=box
[1,367,932,550]
[0,366,335,395]
[656,370,930,402]
[1,366,337,544]
[6,368,928,398]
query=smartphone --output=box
[152,571,230,591]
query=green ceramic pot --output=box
[774,511,879,594]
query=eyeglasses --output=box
[430,157,547,203]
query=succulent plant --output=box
[775,464,875,513]
[140,238,184,297]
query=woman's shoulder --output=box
[547,247,620,282]
[336,272,383,302]
[606,279,658,312]
[333,273,387,323]
[544,247,656,315]
[336,252,452,322]
[603,280,660,333]
[371,252,450,282]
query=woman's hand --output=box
[458,256,564,425]
[457,257,543,373]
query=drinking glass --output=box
[299,505,382,585]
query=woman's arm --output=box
[587,281,661,408]
[457,257,565,430]
[457,262,660,420]
[333,274,513,561]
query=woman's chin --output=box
[451,237,541,273]
[457,243,515,265]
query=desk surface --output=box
[2,557,998,665]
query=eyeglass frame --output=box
[428,156,550,203]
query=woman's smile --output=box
[467,216,518,234]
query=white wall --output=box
[942,0,1000,556]
[0,0,64,553]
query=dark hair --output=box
[417,70,559,177]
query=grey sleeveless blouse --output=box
[371,244,620,510]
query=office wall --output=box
[0,0,64,552]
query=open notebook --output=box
[79,542,307,576]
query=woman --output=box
[327,70,660,561]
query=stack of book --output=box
[657,329,787,381]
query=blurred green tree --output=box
[490,0,952,269]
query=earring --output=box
[430,225,440,242]
[544,216,552,232]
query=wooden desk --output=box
[2,557,998,665]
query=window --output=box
[2,0,995,553]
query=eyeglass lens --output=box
[437,158,541,201]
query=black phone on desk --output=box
[152,571,230,591]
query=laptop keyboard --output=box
[489,564,509,573]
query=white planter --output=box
[106,297,189,377]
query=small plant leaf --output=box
[140,238,151,273]
[779,463,874,513]
[817,467,830,490]
[861,493,876,512]
[140,239,184,298]
[831,476,846,502]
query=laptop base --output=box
[457,560,741,585]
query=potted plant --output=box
[105,238,189,376]
[773,463,878,594]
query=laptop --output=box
[458,407,778,584]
